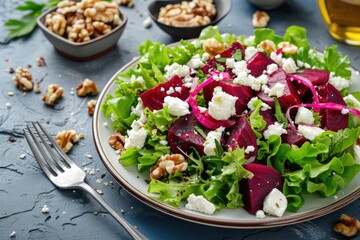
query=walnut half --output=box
[42,84,64,106]
[252,11,270,28]
[76,78,99,97]
[150,154,188,179]
[56,130,84,153]
[108,130,125,154]
[87,99,97,116]
[13,67,34,91]
[334,213,360,237]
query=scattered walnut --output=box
[158,0,216,27]
[87,99,97,116]
[56,130,84,153]
[150,154,188,179]
[13,67,33,91]
[76,79,99,97]
[115,0,134,7]
[334,214,360,237]
[42,84,64,106]
[45,12,67,36]
[203,38,227,57]
[108,130,125,154]
[252,11,270,28]
[258,40,276,54]
[278,41,298,55]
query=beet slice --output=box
[290,69,330,98]
[240,163,284,215]
[168,113,210,156]
[246,52,276,77]
[225,115,258,161]
[267,69,301,110]
[317,83,348,131]
[139,75,190,111]
[201,41,245,74]
[203,79,254,114]
[281,127,307,147]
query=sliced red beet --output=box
[239,163,284,215]
[281,127,307,147]
[201,41,245,74]
[168,113,210,156]
[317,83,348,131]
[139,75,190,111]
[259,109,275,128]
[246,52,276,77]
[203,79,254,114]
[267,69,301,110]
[225,115,258,161]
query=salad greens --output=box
[102,25,360,215]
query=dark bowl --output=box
[148,0,232,39]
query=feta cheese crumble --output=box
[203,127,225,156]
[41,204,49,213]
[256,210,266,219]
[329,72,350,91]
[131,99,145,117]
[9,231,16,238]
[208,87,238,120]
[247,97,272,111]
[270,52,283,65]
[124,116,148,149]
[187,54,204,69]
[282,58,298,73]
[163,96,190,117]
[245,145,255,154]
[226,58,235,69]
[164,63,190,80]
[185,194,216,214]
[297,125,325,141]
[266,63,278,75]
[341,108,349,115]
[267,82,285,98]
[295,107,315,125]
[263,188,287,217]
[245,46,259,62]
[263,122,287,139]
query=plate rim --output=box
[92,48,360,229]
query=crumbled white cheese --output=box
[163,96,190,117]
[203,127,225,156]
[201,52,210,62]
[263,188,287,217]
[9,231,16,238]
[185,194,216,214]
[19,153,26,159]
[282,58,298,73]
[183,76,194,88]
[164,63,190,80]
[160,87,165,92]
[41,204,49,213]
[297,125,325,141]
[166,87,175,95]
[295,107,315,125]
[187,54,204,69]
[143,16,152,28]
[244,35,255,46]
[233,73,266,91]
[270,52,283,65]
[6,102,11,109]
[247,97,271,111]
[245,46,259,62]
[226,58,235,69]
[341,108,349,115]
[245,145,255,154]
[232,60,248,76]
[263,122,287,139]
[329,72,350,91]
[124,120,148,150]
[103,122,108,128]
[129,75,144,84]
[8,91,14,96]
[208,87,237,120]
[175,86,182,93]
[213,73,224,81]
[266,63,278,75]
[131,98,145,117]
[159,140,168,146]
[110,113,118,121]
[199,106,207,113]
[267,82,285,98]
[255,210,266,219]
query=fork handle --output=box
[77,182,148,240]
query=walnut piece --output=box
[278,41,298,55]
[334,214,360,237]
[42,84,64,106]
[13,67,33,91]
[92,21,111,36]
[202,38,227,57]
[108,130,125,154]
[257,40,276,54]
[252,11,270,28]
[150,154,188,179]
[84,1,120,25]
[115,0,134,7]
[158,0,216,27]
[45,12,67,36]
[56,130,84,153]
[68,19,91,42]
[56,0,77,17]
[87,99,97,116]
[76,79,99,96]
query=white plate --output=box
[92,54,360,228]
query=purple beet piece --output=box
[139,75,189,111]
[290,69,330,98]
[259,109,275,128]
[246,52,276,77]
[168,113,210,156]
[318,83,348,131]
[225,115,258,161]
[201,41,245,74]
[240,163,284,215]
[281,127,307,147]
[203,79,254,114]
[267,69,301,110]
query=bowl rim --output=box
[37,3,128,46]
[148,0,232,30]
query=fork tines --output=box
[24,122,72,176]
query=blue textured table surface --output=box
[1,0,360,239]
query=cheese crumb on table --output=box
[41,204,49,213]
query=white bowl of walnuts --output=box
[37,0,127,61]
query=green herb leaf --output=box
[233,49,243,61]
[274,98,288,128]
[215,57,227,63]
[216,63,225,72]
[194,126,207,139]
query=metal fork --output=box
[24,122,147,240]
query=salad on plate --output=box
[101,25,360,218]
